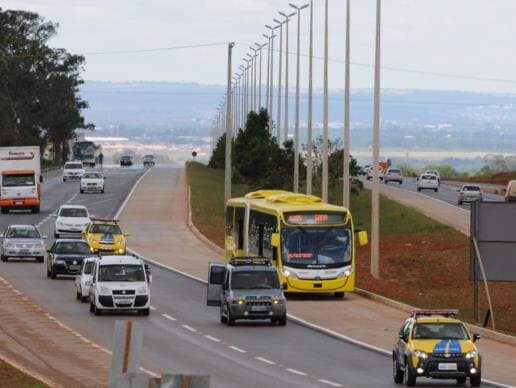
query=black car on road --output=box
[120,155,133,166]
[47,239,93,279]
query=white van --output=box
[89,255,151,316]
[505,180,516,202]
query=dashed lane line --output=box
[203,335,221,343]
[318,379,344,387]
[228,345,246,354]
[150,305,157,310]
[162,313,176,322]
[255,356,276,365]
[285,368,308,376]
[181,324,197,333]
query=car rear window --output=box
[463,186,480,191]
[388,169,401,174]
[421,175,436,180]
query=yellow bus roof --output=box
[227,190,349,213]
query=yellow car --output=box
[82,219,128,255]
[392,309,481,387]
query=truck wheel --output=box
[278,314,287,326]
[393,357,404,384]
[334,292,345,298]
[470,374,481,387]
[227,304,235,326]
[403,359,416,386]
[80,189,84,193]
[1,255,7,262]
[220,305,227,324]
[417,188,421,192]
[94,303,102,316]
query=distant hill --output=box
[80,81,516,154]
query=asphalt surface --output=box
[0,166,480,387]
[375,177,503,209]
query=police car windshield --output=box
[98,264,145,282]
[281,227,351,268]
[54,241,91,254]
[231,270,280,290]
[90,224,121,234]
[412,323,469,340]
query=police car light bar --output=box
[229,257,271,266]
[411,309,459,318]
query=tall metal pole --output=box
[266,25,278,133]
[371,0,381,279]
[306,0,314,195]
[224,43,234,204]
[263,34,271,123]
[250,47,258,111]
[290,3,308,193]
[343,0,351,208]
[239,65,245,129]
[255,42,266,110]
[322,0,329,202]
[280,11,296,147]
[274,19,285,143]
[246,53,255,112]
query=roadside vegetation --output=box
[187,161,516,335]
[0,360,48,387]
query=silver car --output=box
[458,184,482,205]
[0,224,47,262]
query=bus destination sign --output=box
[285,212,347,225]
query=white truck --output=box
[0,146,42,214]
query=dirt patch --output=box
[0,360,48,387]
[356,232,516,335]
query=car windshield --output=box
[59,207,88,218]
[90,224,122,234]
[231,270,280,290]
[83,173,101,179]
[412,323,469,340]
[463,186,480,191]
[6,227,40,238]
[53,241,91,254]
[121,156,131,160]
[281,227,352,268]
[98,264,145,282]
[83,261,94,275]
[2,174,35,187]
[65,163,83,169]
[389,169,401,174]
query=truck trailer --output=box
[0,146,42,214]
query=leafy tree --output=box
[0,8,92,161]
[208,133,227,169]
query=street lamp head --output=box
[265,24,273,30]
[273,18,282,25]
[279,10,296,19]
[289,2,309,11]
[262,33,270,39]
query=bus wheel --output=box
[334,292,345,298]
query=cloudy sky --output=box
[4,0,516,93]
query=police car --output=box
[207,257,287,326]
[392,309,481,386]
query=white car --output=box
[417,173,439,192]
[54,204,91,238]
[89,255,151,316]
[0,224,47,262]
[63,161,84,182]
[75,257,96,302]
[424,170,440,185]
[80,171,105,193]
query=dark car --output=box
[47,239,93,279]
[120,155,133,167]
[142,154,155,167]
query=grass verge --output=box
[187,161,515,335]
[0,360,48,388]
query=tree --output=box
[0,8,92,161]
[208,133,227,169]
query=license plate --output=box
[101,245,112,250]
[69,265,80,271]
[15,201,23,205]
[438,363,457,371]
[19,249,30,254]
[251,306,268,312]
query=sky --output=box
[4,0,516,93]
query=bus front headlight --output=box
[281,267,297,279]
[337,265,354,278]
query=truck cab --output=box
[207,257,287,326]
[0,146,42,214]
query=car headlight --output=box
[281,267,297,278]
[90,239,97,244]
[232,297,245,305]
[34,242,44,248]
[6,242,15,248]
[137,285,148,294]
[99,286,111,294]
[414,350,428,359]
[118,248,124,253]
[465,350,477,359]
[273,297,285,305]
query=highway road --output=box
[0,166,479,387]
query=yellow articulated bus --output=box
[224,190,368,297]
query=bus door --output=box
[206,262,226,306]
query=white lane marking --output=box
[162,313,176,321]
[66,193,78,203]
[228,345,246,353]
[285,368,307,376]
[204,335,221,343]
[114,167,152,219]
[255,356,275,365]
[318,379,343,387]
[181,324,197,333]
[150,305,157,311]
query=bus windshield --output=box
[2,174,35,187]
[281,227,351,268]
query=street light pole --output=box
[289,2,309,193]
[239,65,246,128]
[322,0,329,202]
[255,42,266,110]
[224,42,235,204]
[306,0,314,195]
[263,33,271,126]
[273,18,285,144]
[246,53,255,112]
[266,25,278,133]
[343,0,351,208]
[371,0,382,279]
[250,47,258,111]
[279,11,296,148]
